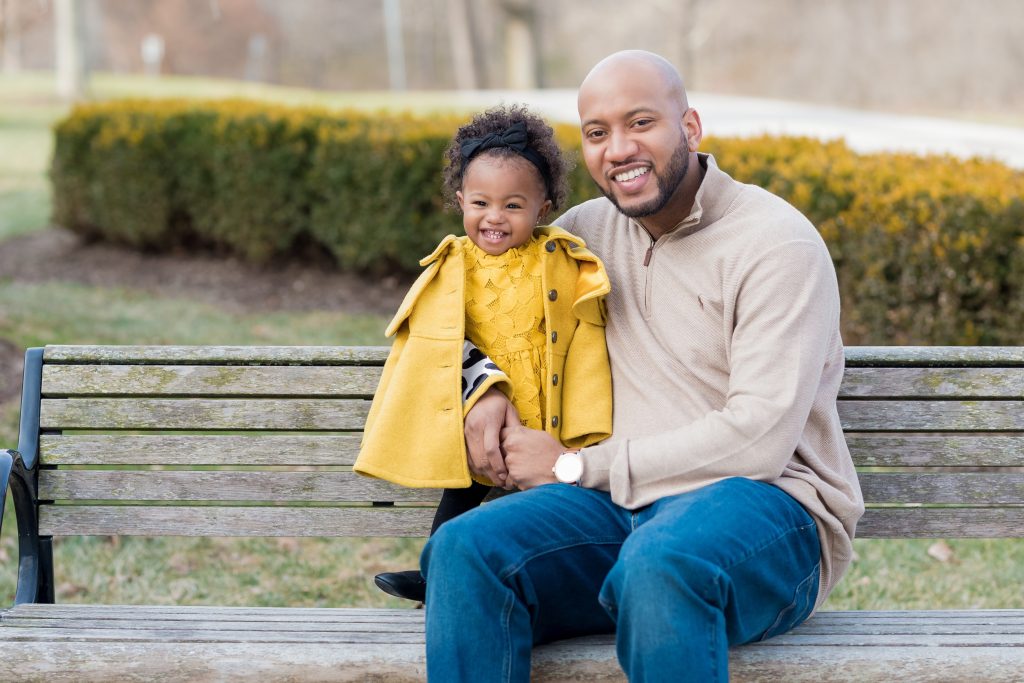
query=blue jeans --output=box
[421,477,820,683]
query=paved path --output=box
[445,89,1024,169]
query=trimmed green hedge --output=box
[51,100,1024,345]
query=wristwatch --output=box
[552,451,583,485]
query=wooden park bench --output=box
[1,344,1022,681]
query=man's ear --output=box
[683,108,703,152]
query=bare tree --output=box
[446,0,480,89]
[1,0,22,73]
[55,0,88,100]
[382,0,406,90]
[499,0,540,89]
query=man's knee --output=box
[601,535,729,619]
[422,508,490,578]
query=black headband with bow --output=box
[459,121,552,200]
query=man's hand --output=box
[464,387,519,488]
[502,424,564,490]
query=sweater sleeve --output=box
[581,238,842,509]
[461,340,512,416]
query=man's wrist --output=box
[552,449,584,485]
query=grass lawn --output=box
[1,71,1021,613]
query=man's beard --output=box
[601,140,689,219]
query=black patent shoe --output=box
[374,570,427,602]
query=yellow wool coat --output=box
[354,226,613,488]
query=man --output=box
[421,50,864,682]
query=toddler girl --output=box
[354,105,612,602]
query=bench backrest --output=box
[21,345,1024,540]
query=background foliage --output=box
[51,100,1024,345]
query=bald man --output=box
[421,51,864,682]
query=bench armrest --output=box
[1,448,42,605]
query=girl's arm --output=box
[461,341,518,488]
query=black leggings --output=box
[430,482,491,535]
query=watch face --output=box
[556,453,583,483]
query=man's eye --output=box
[586,130,605,140]
[633,118,653,128]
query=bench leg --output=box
[37,537,55,603]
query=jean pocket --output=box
[758,562,820,642]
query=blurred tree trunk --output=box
[55,0,88,100]
[382,0,406,90]
[1,0,23,74]
[500,0,540,89]
[446,0,480,89]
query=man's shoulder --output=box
[554,197,621,236]
[726,181,820,243]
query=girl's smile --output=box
[457,154,552,256]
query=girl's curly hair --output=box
[442,105,571,213]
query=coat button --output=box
[551,416,559,428]
[548,289,558,301]
[551,331,557,343]
[552,373,558,386]
[545,241,556,253]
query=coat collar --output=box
[419,226,587,267]
[389,226,609,337]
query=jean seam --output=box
[501,589,515,683]
[496,538,624,582]
[708,603,718,682]
[759,561,820,642]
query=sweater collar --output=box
[632,153,740,240]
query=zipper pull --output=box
[643,246,653,267]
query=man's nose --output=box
[606,131,639,162]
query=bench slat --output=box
[0,616,425,634]
[38,505,436,537]
[44,344,1024,367]
[41,398,1024,432]
[857,508,1024,538]
[40,398,371,430]
[1,639,1021,683]
[838,368,1023,398]
[837,400,1024,431]
[4,627,1022,647]
[844,346,1024,367]
[39,365,1024,399]
[35,505,1024,538]
[38,471,1024,506]
[9,608,1006,625]
[858,473,1024,504]
[42,365,382,397]
[39,471,442,503]
[8,604,425,621]
[7,614,1023,635]
[40,434,364,465]
[0,626,427,643]
[845,434,1024,467]
[39,434,1024,468]
[43,345,390,365]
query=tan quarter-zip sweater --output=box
[554,154,864,608]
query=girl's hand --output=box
[464,387,518,487]
[501,424,562,490]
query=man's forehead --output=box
[578,56,683,120]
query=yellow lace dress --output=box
[464,237,548,431]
